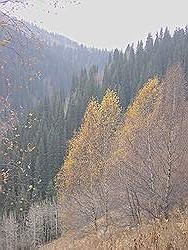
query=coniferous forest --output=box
[0,3,188,249]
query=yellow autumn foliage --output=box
[57,80,161,199]
[56,99,99,192]
[56,89,121,199]
[54,65,187,243]
[112,77,161,163]
[126,77,160,126]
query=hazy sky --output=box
[13,0,188,49]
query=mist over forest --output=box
[0,1,188,249]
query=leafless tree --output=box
[1,212,19,250]
[1,200,62,249]
[116,64,188,221]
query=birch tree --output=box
[114,64,188,221]
[57,89,122,233]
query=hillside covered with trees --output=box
[1,23,188,249]
[0,23,108,111]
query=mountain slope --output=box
[0,23,108,110]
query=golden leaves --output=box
[27,143,35,152]
[109,78,161,166]
[0,39,10,47]
[56,81,162,206]
[126,78,160,122]
[56,89,122,198]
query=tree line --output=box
[57,64,188,234]
[2,26,188,215]
[1,26,188,248]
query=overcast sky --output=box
[13,0,188,49]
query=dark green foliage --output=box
[1,92,66,213]
[2,26,188,217]
[65,65,100,139]
[103,27,188,107]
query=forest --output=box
[0,3,188,249]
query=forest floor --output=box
[40,210,188,250]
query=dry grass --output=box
[40,209,188,250]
